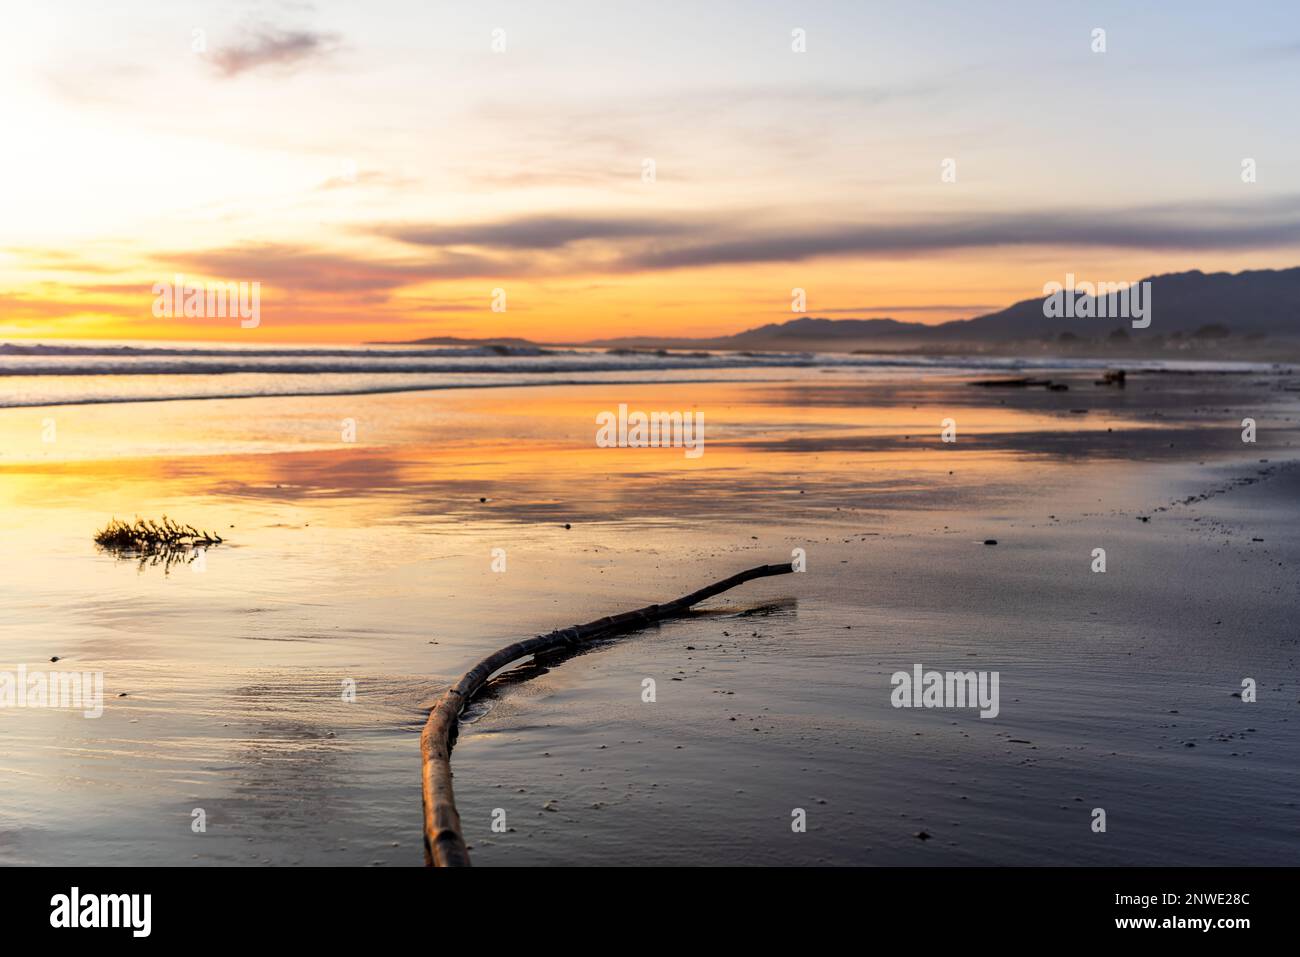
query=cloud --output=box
[210,28,339,77]
[457,163,668,191]
[394,296,529,314]
[618,205,1300,272]
[164,244,519,292]
[3,249,120,273]
[126,198,1300,314]
[317,170,415,191]
[376,215,695,250]
[373,199,1300,274]
[0,290,127,320]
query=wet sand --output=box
[1,367,1297,865]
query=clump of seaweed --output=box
[94,516,223,553]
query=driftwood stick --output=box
[420,561,795,866]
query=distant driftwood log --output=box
[421,561,796,867]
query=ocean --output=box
[0,340,1276,408]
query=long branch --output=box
[420,561,796,866]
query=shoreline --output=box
[1,349,1291,411]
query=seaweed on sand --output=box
[94,516,223,552]
[94,517,223,573]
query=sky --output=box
[1,0,1299,343]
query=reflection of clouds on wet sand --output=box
[1,370,1298,865]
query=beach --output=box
[1,356,1297,866]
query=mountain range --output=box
[389,266,1300,357]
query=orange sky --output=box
[4,250,1296,345]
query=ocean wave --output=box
[0,342,560,360]
[0,340,1282,408]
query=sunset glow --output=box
[3,2,1299,343]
